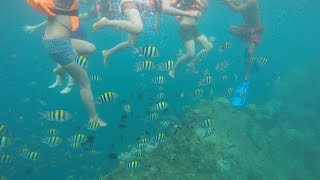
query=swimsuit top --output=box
[26,0,79,31]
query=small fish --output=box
[198,76,213,86]
[22,97,31,103]
[38,110,72,122]
[176,49,183,58]
[126,161,140,169]
[42,136,62,147]
[160,120,170,129]
[152,76,166,85]
[156,92,165,100]
[0,136,11,148]
[201,119,213,128]
[23,151,40,161]
[70,143,81,149]
[152,102,168,111]
[27,80,37,87]
[89,74,102,81]
[226,87,234,96]
[87,121,100,131]
[48,128,58,136]
[122,104,131,113]
[0,154,12,163]
[136,143,145,149]
[164,151,177,161]
[70,134,87,144]
[154,132,165,143]
[219,42,231,51]
[38,100,48,107]
[134,45,160,58]
[138,137,148,144]
[221,75,228,81]
[204,128,214,137]
[96,92,119,104]
[88,149,98,155]
[135,152,143,157]
[147,112,159,121]
[0,124,8,135]
[75,56,89,69]
[215,60,229,72]
[135,60,154,72]
[193,88,203,98]
[199,50,208,61]
[257,57,268,66]
[159,60,175,71]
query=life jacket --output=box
[26,0,79,31]
[172,0,202,21]
[147,0,162,12]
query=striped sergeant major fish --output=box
[38,110,72,122]
[96,92,119,104]
[152,102,168,111]
[134,45,160,58]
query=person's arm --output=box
[161,0,200,18]
[223,0,249,12]
[23,21,47,34]
[154,12,160,31]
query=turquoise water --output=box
[1,0,320,179]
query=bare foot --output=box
[93,17,109,32]
[187,63,196,73]
[60,86,72,94]
[169,70,175,78]
[90,116,107,127]
[102,50,111,65]
[53,67,65,76]
[48,79,62,89]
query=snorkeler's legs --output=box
[63,62,107,126]
[188,35,214,71]
[60,75,74,94]
[48,64,64,89]
[93,9,143,34]
[169,40,195,78]
[102,33,138,65]
[244,42,257,81]
[71,39,96,55]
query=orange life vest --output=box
[26,0,79,31]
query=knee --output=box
[186,50,195,58]
[206,43,213,52]
[87,43,96,54]
[131,25,143,34]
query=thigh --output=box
[71,39,96,56]
[196,35,213,50]
[123,8,143,30]
[184,39,196,56]
[230,25,249,39]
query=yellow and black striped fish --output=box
[70,134,87,144]
[135,152,143,157]
[70,143,81,149]
[89,74,102,81]
[204,128,214,137]
[136,143,145,149]
[156,92,165,100]
[147,112,159,121]
[257,57,268,66]
[0,154,12,163]
[222,75,228,81]
[42,136,62,147]
[160,121,170,129]
[201,119,213,128]
[0,136,11,148]
[48,128,58,136]
[135,60,155,72]
[135,45,160,58]
[199,76,213,86]
[23,151,40,161]
[126,160,140,169]
[152,76,166,85]
[97,92,119,104]
[193,88,203,98]
[226,87,234,96]
[152,102,168,111]
[38,110,72,122]
[219,41,231,51]
[75,56,89,69]
[138,137,148,144]
[159,60,175,71]
[154,132,165,143]
[0,124,7,135]
[87,121,100,131]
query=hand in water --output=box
[22,26,36,34]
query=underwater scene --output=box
[0,0,320,179]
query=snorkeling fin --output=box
[231,81,250,107]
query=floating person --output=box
[26,0,107,126]
[169,0,213,78]
[222,0,264,106]
[80,0,121,20]
[92,0,201,65]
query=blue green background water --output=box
[1,0,320,179]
